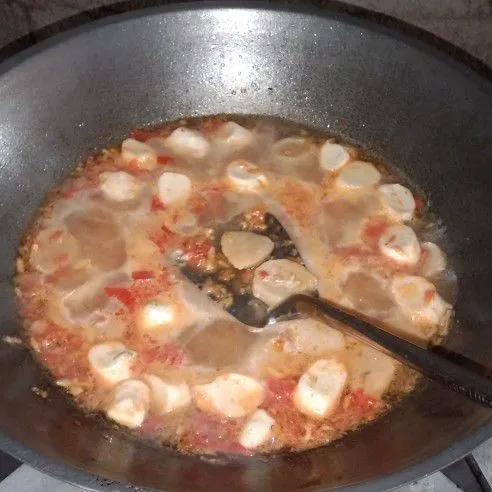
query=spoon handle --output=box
[279,294,492,408]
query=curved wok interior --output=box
[16,115,456,456]
[0,4,491,491]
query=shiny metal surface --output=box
[0,2,491,491]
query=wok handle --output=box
[280,294,492,408]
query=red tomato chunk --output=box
[131,270,155,281]
[150,195,166,212]
[149,226,175,252]
[181,411,251,455]
[34,324,85,379]
[263,378,297,407]
[349,389,379,413]
[140,343,186,366]
[157,156,173,165]
[104,287,137,312]
[182,236,213,267]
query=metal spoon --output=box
[179,213,492,408]
[262,293,492,408]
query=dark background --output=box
[1,0,491,65]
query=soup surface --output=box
[15,116,455,455]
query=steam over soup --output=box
[15,117,455,455]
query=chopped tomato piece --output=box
[131,270,155,281]
[424,288,436,303]
[362,219,389,247]
[188,195,208,215]
[263,378,297,407]
[261,380,306,444]
[149,225,175,252]
[190,187,227,219]
[183,236,213,267]
[330,391,381,431]
[39,325,82,352]
[129,128,160,142]
[128,270,172,308]
[157,155,173,165]
[350,389,379,412]
[182,411,251,455]
[34,324,85,379]
[140,343,186,366]
[104,286,137,312]
[150,195,166,212]
[414,197,425,211]
[126,159,146,175]
[258,270,269,279]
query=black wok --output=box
[0,2,491,491]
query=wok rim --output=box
[0,1,491,491]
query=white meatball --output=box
[346,344,396,398]
[99,171,143,202]
[270,137,317,175]
[272,137,313,158]
[293,359,347,419]
[88,342,135,385]
[106,379,150,429]
[221,231,274,270]
[391,275,451,325]
[157,172,192,206]
[215,122,254,150]
[166,127,210,160]
[275,318,346,355]
[378,184,416,221]
[252,259,318,307]
[193,373,264,418]
[121,138,157,170]
[226,160,268,191]
[420,242,447,277]
[143,374,191,414]
[319,141,350,172]
[337,161,381,189]
[238,409,275,449]
[379,224,421,265]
